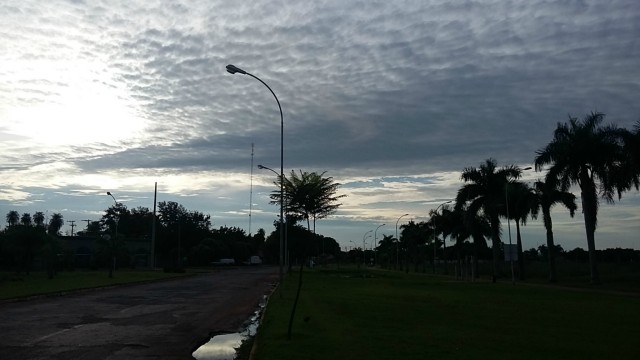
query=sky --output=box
[1,0,639,252]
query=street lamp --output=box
[432,200,452,274]
[395,214,409,270]
[505,166,532,284]
[228,64,284,291]
[373,224,385,266]
[363,230,372,266]
[106,192,118,278]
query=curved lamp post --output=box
[106,191,118,278]
[373,223,385,265]
[227,64,284,290]
[505,166,532,284]
[395,214,409,269]
[432,200,452,274]
[363,230,373,266]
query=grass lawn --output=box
[0,269,193,301]
[253,267,639,360]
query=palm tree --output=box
[620,120,640,191]
[20,213,32,227]
[6,210,19,227]
[504,181,535,280]
[33,212,46,228]
[269,169,345,340]
[47,213,64,235]
[531,177,577,282]
[456,159,524,283]
[534,112,627,283]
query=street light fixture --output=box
[373,224,385,266]
[228,64,284,292]
[106,192,118,278]
[505,166,532,284]
[363,230,372,266]
[432,200,452,274]
[395,214,409,270]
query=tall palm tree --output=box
[620,120,640,191]
[33,211,46,228]
[535,112,626,283]
[504,181,535,280]
[456,158,524,283]
[20,213,32,227]
[531,178,577,282]
[47,213,64,235]
[6,210,19,227]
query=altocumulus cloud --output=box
[0,0,639,250]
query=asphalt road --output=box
[0,266,279,360]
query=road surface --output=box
[0,266,278,359]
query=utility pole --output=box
[69,220,76,236]
[249,143,254,236]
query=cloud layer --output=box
[1,0,639,250]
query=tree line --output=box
[378,112,639,284]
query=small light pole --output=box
[258,164,288,269]
[432,200,452,274]
[505,166,531,284]
[106,191,118,278]
[363,230,372,266]
[373,224,385,266]
[395,214,409,270]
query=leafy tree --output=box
[531,178,577,282]
[534,112,627,283]
[456,159,524,283]
[6,210,19,227]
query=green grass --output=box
[0,270,193,301]
[253,267,639,360]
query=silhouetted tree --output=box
[535,112,627,283]
[20,213,32,227]
[6,210,19,227]
[47,213,64,236]
[504,181,535,280]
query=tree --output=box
[534,112,627,283]
[20,213,32,227]
[33,212,45,228]
[47,213,64,236]
[531,178,577,282]
[272,170,346,233]
[269,170,345,340]
[456,159,524,283]
[620,120,640,192]
[6,210,19,227]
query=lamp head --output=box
[226,64,247,75]
[107,191,112,196]
[522,166,532,171]
[257,165,266,169]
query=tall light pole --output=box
[106,191,118,278]
[363,230,372,266]
[227,64,284,290]
[373,223,385,266]
[505,166,531,284]
[258,164,288,269]
[395,214,409,270]
[432,200,452,274]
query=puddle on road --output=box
[192,295,267,360]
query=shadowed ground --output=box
[0,266,278,360]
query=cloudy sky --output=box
[1,0,639,252]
